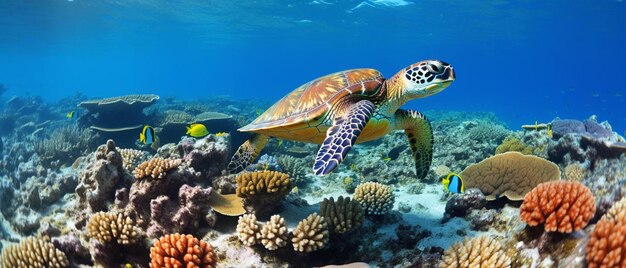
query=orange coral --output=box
[149,233,216,268]
[586,210,626,268]
[520,181,595,233]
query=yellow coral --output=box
[86,211,140,245]
[133,157,181,180]
[292,213,329,253]
[260,215,288,250]
[440,236,511,268]
[460,152,561,201]
[119,148,148,171]
[0,236,69,268]
[564,163,586,181]
[353,182,394,215]
[236,170,291,198]
[495,136,534,155]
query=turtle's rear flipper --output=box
[228,133,269,174]
[395,109,433,180]
[313,100,375,176]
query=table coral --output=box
[520,181,595,233]
[133,157,182,180]
[236,170,292,216]
[236,214,261,246]
[0,236,69,268]
[260,215,288,250]
[587,201,626,268]
[86,211,140,245]
[460,152,561,201]
[292,213,329,253]
[439,236,511,268]
[320,196,363,233]
[353,182,394,215]
[149,233,216,268]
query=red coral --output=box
[586,211,626,268]
[519,181,595,233]
[149,233,217,268]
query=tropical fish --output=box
[66,111,76,119]
[442,172,464,193]
[547,123,553,138]
[215,132,228,138]
[140,125,157,145]
[387,145,407,160]
[186,123,209,137]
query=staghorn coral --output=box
[119,148,149,171]
[353,182,395,215]
[292,213,329,253]
[563,162,586,181]
[260,215,288,250]
[236,170,292,216]
[439,236,511,268]
[133,157,182,180]
[587,201,626,268]
[0,236,69,268]
[320,196,364,233]
[460,152,561,201]
[520,181,595,233]
[149,233,216,268]
[495,135,534,155]
[236,214,261,247]
[86,211,140,245]
[33,124,95,168]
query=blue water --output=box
[1,0,625,132]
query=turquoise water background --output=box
[0,0,624,131]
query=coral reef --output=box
[0,236,69,268]
[260,215,288,251]
[236,214,261,247]
[587,198,626,268]
[119,148,149,171]
[353,182,395,215]
[78,94,159,130]
[461,152,561,201]
[149,233,216,268]
[495,135,534,155]
[236,170,292,216]
[443,188,487,221]
[33,124,96,168]
[133,157,182,180]
[563,162,586,181]
[177,135,230,180]
[146,185,214,238]
[320,196,364,234]
[439,236,511,268]
[520,181,595,233]
[292,213,329,253]
[277,155,309,186]
[86,211,141,245]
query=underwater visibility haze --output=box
[0,1,625,267]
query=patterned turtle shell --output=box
[240,68,384,132]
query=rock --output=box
[443,188,487,222]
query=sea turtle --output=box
[228,60,455,179]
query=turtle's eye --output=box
[427,62,444,74]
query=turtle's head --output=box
[397,60,455,99]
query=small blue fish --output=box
[139,125,157,145]
[66,111,76,119]
[442,172,464,193]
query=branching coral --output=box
[236,214,261,247]
[439,236,511,268]
[86,211,141,245]
[260,215,288,250]
[292,213,329,253]
[563,162,586,181]
[461,152,561,201]
[587,200,626,268]
[119,148,149,171]
[520,181,595,233]
[353,182,394,215]
[320,196,363,233]
[133,157,182,180]
[0,236,69,268]
[277,155,309,185]
[149,233,216,268]
[236,170,292,216]
[34,124,94,167]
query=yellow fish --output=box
[66,111,76,119]
[215,132,228,138]
[186,123,209,138]
[547,124,553,138]
[442,172,464,193]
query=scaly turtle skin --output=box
[228,60,455,179]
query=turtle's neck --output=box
[380,71,410,115]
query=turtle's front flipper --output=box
[313,100,375,176]
[228,133,269,174]
[394,109,433,180]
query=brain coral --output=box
[439,236,511,268]
[86,211,141,245]
[292,213,329,253]
[353,182,394,215]
[320,196,364,233]
[134,157,182,180]
[0,236,69,268]
[460,152,561,201]
[587,200,626,268]
[520,181,595,233]
[149,233,216,268]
